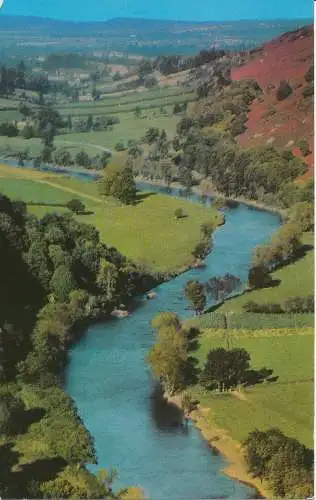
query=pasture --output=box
[0,165,221,273]
[190,327,314,447]
[217,232,314,312]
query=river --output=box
[0,161,281,498]
[64,181,281,499]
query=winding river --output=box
[1,161,281,499]
[65,181,281,500]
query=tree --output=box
[290,202,313,231]
[191,241,209,259]
[184,280,206,315]
[75,150,91,168]
[54,148,72,167]
[134,106,142,119]
[147,314,188,394]
[200,347,250,391]
[50,265,76,302]
[276,80,293,101]
[206,274,241,302]
[66,199,86,214]
[144,127,160,145]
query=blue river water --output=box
[0,161,281,499]
[65,182,281,500]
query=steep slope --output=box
[231,25,314,178]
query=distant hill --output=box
[0,15,312,57]
[231,25,314,179]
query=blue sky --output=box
[0,0,313,22]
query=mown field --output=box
[0,165,221,273]
[217,232,314,312]
[190,327,314,447]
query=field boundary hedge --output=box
[185,312,314,330]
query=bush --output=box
[304,65,314,83]
[115,141,126,152]
[66,199,86,214]
[174,208,185,219]
[284,295,314,313]
[243,301,283,313]
[303,83,313,98]
[298,139,311,157]
[276,80,293,101]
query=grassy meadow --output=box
[0,164,222,273]
[189,327,314,447]
[217,232,314,312]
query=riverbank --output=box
[135,175,287,221]
[165,393,272,499]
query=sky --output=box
[0,0,313,22]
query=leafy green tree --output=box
[50,265,76,302]
[290,201,313,231]
[66,199,86,214]
[184,280,206,315]
[54,148,72,167]
[200,347,250,391]
[276,80,293,101]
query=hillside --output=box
[231,25,314,178]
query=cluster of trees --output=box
[51,147,111,170]
[70,114,120,133]
[248,222,303,289]
[244,428,313,498]
[199,347,251,391]
[98,165,137,205]
[0,61,50,97]
[147,49,227,76]
[184,274,241,314]
[243,295,314,314]
[0,193,155,497]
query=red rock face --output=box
[231,25,314,179]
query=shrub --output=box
[66,199,86,214]
[298,139,311,157]
[303,83,313,98]
[276,80,293,101]
[284,295,314,313]
[304,65,314,83]
[115,141,126,152]
[174,208,185,219]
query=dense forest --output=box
[0,193,156,498]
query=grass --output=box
[0,109,179,160]
[190,327,314,447]
[217,232,314,312]
[0,165,222,273]
[186,312,314,329]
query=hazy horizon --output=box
[0,0,313,23]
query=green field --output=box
[217,232,314,312]
[56,87,196,116]
[0,107,180,160]
[190,327,314,447]
[0,167,222,273]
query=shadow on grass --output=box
[243,367,279,387]
[17,408,46,435]
[134,190,156,205]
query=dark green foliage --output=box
[0,122,19,137]
[289,201,313,231]
[298,138,311,156]
[248,264,271,289]
[276,80,293,101]
[100,166,136,205]
[200,347,250,391]
[174,208,185,219]
[184,280,206,315]
[283,295,314,313]
[205,274,241,302]
[191,240,210,259]
[75,150,92,168]
[302,83,313,98]
[304,65,314,83]
[244,429,313,498]
[50,265,76,302]
[0,392,25,435]
[66,198,86,214]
